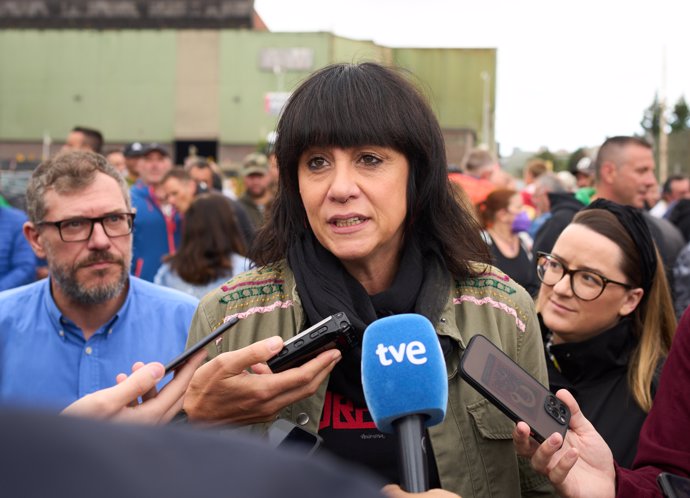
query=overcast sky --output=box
[254,0,690,155]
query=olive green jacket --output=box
[187,261,556,497]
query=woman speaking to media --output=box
[182,62,554,497]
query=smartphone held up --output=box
[460,334,570,444]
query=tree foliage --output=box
[670,95,690,133]
[641,94,690,140]
[641,93,662,141]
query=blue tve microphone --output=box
[361,314,448,493]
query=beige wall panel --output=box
[174,30,220,138]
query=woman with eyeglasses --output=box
[535,198,676,468]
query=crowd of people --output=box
[1,62,690,497]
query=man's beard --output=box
[50,251,131,305]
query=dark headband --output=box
[581,198,657,294]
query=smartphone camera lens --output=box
[544,397,568,425]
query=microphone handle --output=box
[393,414,429,493]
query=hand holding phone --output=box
[267,312,355,373]
[460,334,570,444]
[165,317,239,374]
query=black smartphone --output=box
[658,472,690,498]
[267,418,323,457]
[164,317,239,374]
[266,312,355,373]
[459,334,570,444]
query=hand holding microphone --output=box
[362,314,448,493]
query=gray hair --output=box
[535,172,567,194]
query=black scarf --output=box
[288,230,449,334]
[287,231,451,397]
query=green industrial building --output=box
[0,1,496,170]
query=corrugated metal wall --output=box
[0,29,495,154]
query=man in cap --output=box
[122,142,146,187]
[239,152,273,229]
[570,156,595,189]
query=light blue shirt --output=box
[154,253,253,300]
[0,205,37,291]
[0,276,198,410]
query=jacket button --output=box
[296,413,310,426]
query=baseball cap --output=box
[123,142,146,158]
[143,143,170,157]
[242,152,269,176]
[571,157,593,176]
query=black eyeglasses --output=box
[536,251,632,301]
[37,213,136,242]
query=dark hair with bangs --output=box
[570,209,675,412]
[250,62,490,278]
[166,193,247,285]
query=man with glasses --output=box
[0,151,198,410]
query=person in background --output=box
[265,131,280,197]
[122,142,145,187]
[0,202,36,291]
[536,200,676,468]
[161,168,199,215]
[154,193,252,299]
[162,166,255,247]
[130,143,181,282]
[182,62,553,497]
[186,157,223,192]
[513,304,690,498]
[521,158,549,210]
[531,173,585,259]
[490,167,519,190]
[62,126,104,154]
[239,152,273,230]
[105,148,127,178]
[555,170,578,193]
[477,188,540,296]
[649,174,690,218]
[532,136,684,291]
[0,151,197,410]
[529,173,568,239]
[569,156,596,190]
[668,198,690,318]
[448,148,497,205]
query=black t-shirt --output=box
[318,349,441,487]
[487,235,540,296]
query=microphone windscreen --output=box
[361,314,448,433]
